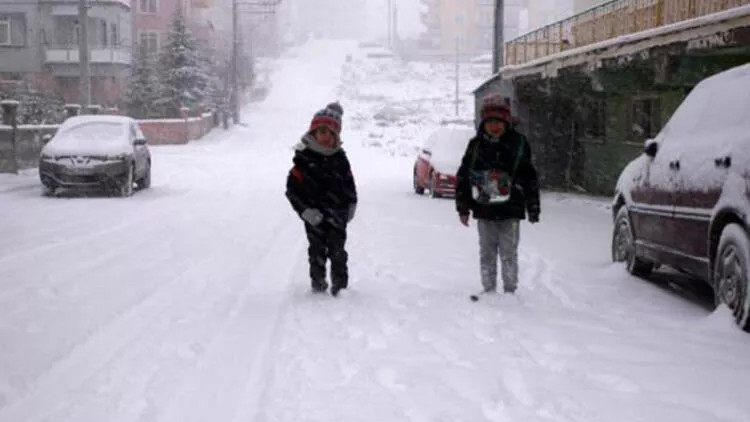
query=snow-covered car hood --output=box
[42,119,132,158]
[431,154,461,175]
[425,128,473,175]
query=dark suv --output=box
[611,63,750,331]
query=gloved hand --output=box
[528,212,540,224]
[301,208,323,226]
[347,203,357,223]
[459,214,470,227]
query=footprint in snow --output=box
[376,367,407,391]
[500,368,534,407]
[587,373,641,393]
[366,333,388,350]
[417,330,476,369]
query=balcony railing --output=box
[45,46,131,65]
[505,0,750,66]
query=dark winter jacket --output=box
[455,127,540,221]
[286,134,357,224]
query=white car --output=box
[39,115,152,197]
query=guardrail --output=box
[505,0,750,66]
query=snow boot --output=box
[311,279,328,293]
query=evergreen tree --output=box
[124,44,160,118]
[157,5,209,117]
[0,83,65,124]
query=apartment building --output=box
[133,0,215,58]
[420,0,525,60]
[0,0,132,105]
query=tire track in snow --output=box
[0,217,300,422]
[156,222,305,422]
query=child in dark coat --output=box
[286,103,357,296]
[456,94,540,297]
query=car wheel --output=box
[137,164,151,190]
[413,168,424,195]
[612,207,653,277]
[119,164,134,197]
[42,184,56,197]
[713,223,750,331]
[430,173,441,198]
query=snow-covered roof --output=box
[475,4,750,88]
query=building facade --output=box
[421,0,528,60]
[133,0,215,57]
[0,0,132,105]
[0,0,216,107]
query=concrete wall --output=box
[0,125,57,172]
[137,112,218,145]
[0,112,218,172]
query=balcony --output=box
[45,46,131,65]
[191,0,213,8]
[506,0,750,66]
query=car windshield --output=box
[56,122,128,148]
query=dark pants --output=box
[304,218,348,289]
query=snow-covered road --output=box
[2,40,750,422]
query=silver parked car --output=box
[39,115,151,197]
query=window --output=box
[100,21,108,46]
[581,98,606,140]
[111,23,118,47]
[139,0,158,14]
[0,16,10,46]
[73,23,80,45]
[631,97,661,140]
[139,31,159,56]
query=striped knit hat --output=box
[326,101,343,116]
[309,106,342,135]
[480,93,512,124]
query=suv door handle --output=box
[715,156,731,168]
[669,160,680,170]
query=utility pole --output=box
[387,0,392,47]
[232,0,240,124]
[231,0,282,125]
[78,0,91,108]
[392,5,398,49]
[492,0,504,74]
[455,35,460,116]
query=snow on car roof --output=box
[43,115,135,157]
[695,62,750,88]
[660,63,750,143]
[426,127,475,149]
[59,115,135,130]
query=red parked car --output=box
[611,63,750,331]
[413,128,473,198]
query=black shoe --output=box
[503,287,516,294]
[330,285,346,297]
[311,280,328,293]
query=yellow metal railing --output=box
[505,0,750,66]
